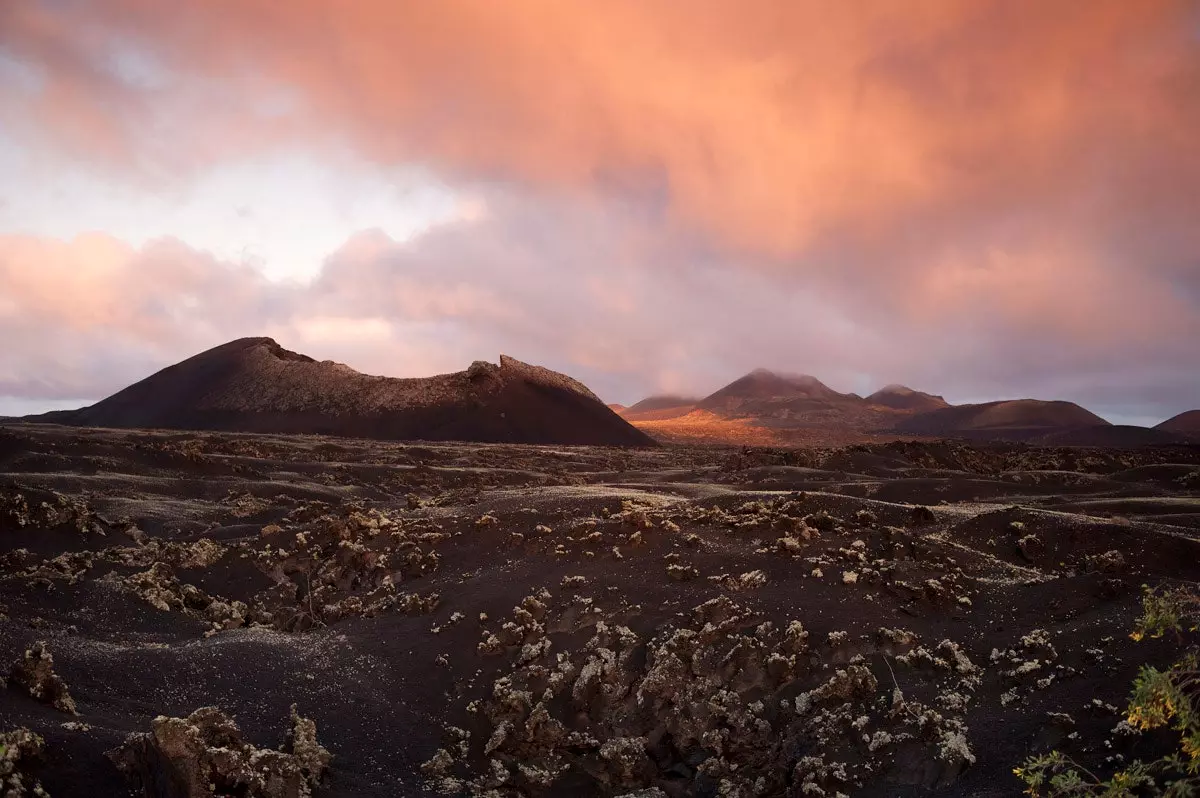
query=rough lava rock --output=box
[106,705,331,798]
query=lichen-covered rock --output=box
[1017,534,1044,561]
[0,727,50,797]
[106,705,331,798]
[1086,549,1125,573]
[9,642,77,714]
[1,488,104,536]
[666,563,698,581]
[910,505,937,525]
[717,570,768,591]
[101,563,249,635]
[434,590,978,797]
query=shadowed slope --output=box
[26,338,655,446]
[897,399,1110,441]
[1157,410,1200,436]
[1035,424,1195,448]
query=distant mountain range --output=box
[18,338,655,447]
[616,369,1199,447]
[7,342,1197,448]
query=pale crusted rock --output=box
[0,727,49,797]
[106,706,330,798]
[9,642,77,715]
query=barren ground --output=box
[2,423,1199,797]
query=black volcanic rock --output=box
[27,338,656,446]
[1156,409,1200,435]
[865,384,949,413]
[896,399,1110,441]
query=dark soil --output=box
[1,423,1199,796]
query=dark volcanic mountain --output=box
[866,384,949,413]
[27,337,655,446]
[1156,409,1200,436]
[697,369,846,411]
[896,399,1110,441]
[687,369,911,433]
[694,369,860,421]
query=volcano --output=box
[27,337,655,447]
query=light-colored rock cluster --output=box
[107,705,331,798]
[428,593,980,796]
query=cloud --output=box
[0,1,1198,420]
[4,1,1197,250]
[4,185,1197,421]
[0,233,284,400]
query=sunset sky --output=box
[1,1,1198,424]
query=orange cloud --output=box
[2,1,1199,419]
[4,1,1197,255]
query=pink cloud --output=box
[3,1,1197,254]
[0,1,1197,421]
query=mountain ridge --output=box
[24,337,655,447]
[619,370,1162,445]
[1156,409,1200,435]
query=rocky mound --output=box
[108,705,331,798]
[1156,409,1200,436]
[896,399,1110,441]
[865,384,949,413]
[0,727,48,796]
[27,338,655,447]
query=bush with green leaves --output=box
[1015,585,1199,796]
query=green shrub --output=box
[1015,585,1199,796]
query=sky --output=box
[1,1,1198,426]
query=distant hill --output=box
[606,403,627,414]
[896,399,1110,441]
[1156,410,1200,435]
[609,368,1175,448]
[694,370,857,422]
[697,369,846,413]
[1035,424,1195,448]
[626,395,700,413]
[690,369,899,429]
[621,395,699,421]
[23,337,656,447]
[866,384,949,413]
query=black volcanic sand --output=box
[1,424,1199,797]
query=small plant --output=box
[1014,585,1200,796]
[1130,586,1199,643]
